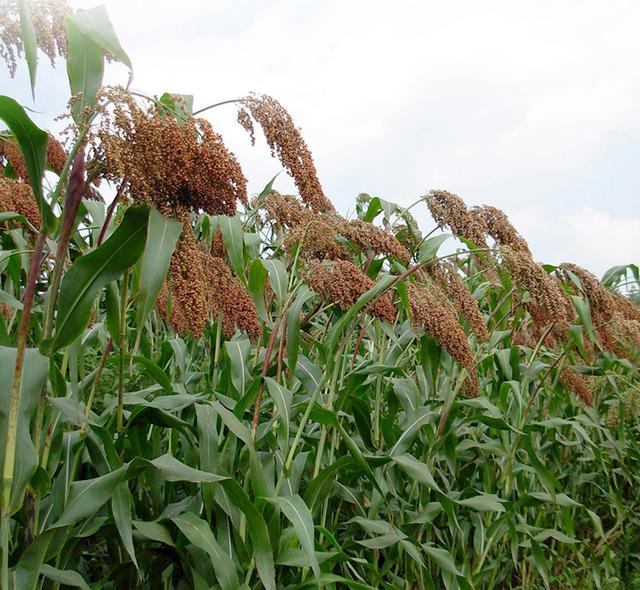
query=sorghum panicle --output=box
[425,189,488,249]
[474,204,531,256]
[427,261,489,342]
[303,259,396,322]
[560,368,593,406]
[285,219,349,261]
[237,94,334,213]
[203,254,262,340]
[0,177,41,228]
[330,217,411,264]
[407,282,479,397]
[0,0,71,76]
[93,87,247,217]
[502,246,573,328]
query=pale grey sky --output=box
[3,0,639,276]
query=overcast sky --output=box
[4,0,639,276]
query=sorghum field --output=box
[0,2,639,589]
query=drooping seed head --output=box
[262,191,315,229]
[202,254,262,340]
[0,0,72,77]
[407,282,478,396]
[425,189,488,249]
[0,132,67,181]
[303,259,396,322]
[166,208,208,337]
[560,263,616,321]
[93,87,247,217]
[606,389,640,428]
[502,246,573,328]
[0,301,13,321]
[0,177,41,229]
[473,204,531,256]
[427,261,489,342]
[237,94,334,213]
[285,219,349,261]
[560,368,593,407]
[209,227,227,259]
[330,217,411,264]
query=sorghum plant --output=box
[0,3,639,589]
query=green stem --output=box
[116,270,129,433]
[1,230,46,589]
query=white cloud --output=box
[509,206,640,277]
[4,0,639,274]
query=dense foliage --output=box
[1,2,639,589]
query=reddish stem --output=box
[251,318,281,436]
[97,181,125,246]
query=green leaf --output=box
[12,530,57,590]
[456,493,506,513]
[266,495,320,579]
[248,259,269,321]
[523,437,560,492]
[52,465,128,528]
[262,259,288,305]
[337,423,384,497]
[363,197,383,222]
[18,0,38,96]
[132,520,176,547]
[212,401,270,497]
[112,482,138,569]
[357,530,406,549]
[258,172,281,198]
[135,207,182,341]
[68,5,132,68]
[418,234,450,263]
[158,93,194,123]
[286,287,313,378]
[0,96,53,229]
[219,479,276,590]
[392,454,442,493]
[304,456,353,510]
[389,408,437,456]
[296,574,377,590]
[423,543,463,576]
[220,214,245,279]
[529,538,550,588]
[225,337,252,396]
[0,212,27,225]
[526,492,581,508]
[64,18,104,123]
[133,355,173,393]
[172,512,239,590]
[586,509,604,539]
[148,454,227,484]
[104,281,120,341]
[48,205,149,353]
[265,377,293,453]
[0,346,48,515]
[40,565,90,590]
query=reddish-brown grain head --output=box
[407,282,479,397]
[95,87,247,217]
[474,204,531,256]
[560,368,593,406]
[427,261,489,342]
[0,0,72,77]
[203,254,262,340]
[237,94,334,213]
[0,177,41,229]
[303,259,396,322]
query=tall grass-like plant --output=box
[0,3,639,589]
